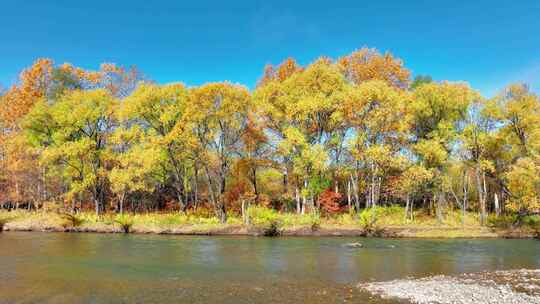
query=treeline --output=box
[1,48,539,224]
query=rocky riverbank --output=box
[358,269,540,304]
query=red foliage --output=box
[225,181,248,204]
[318,189,342,214]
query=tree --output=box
[0,59,140,209]
[0,59,55,208]
[120,82,192,211]
[505,157,540,217]
[410,82,477,222]
[337,47,411,89]
[238,117,272,203]
[187,82,251,223]
[257,57,303,87]
[340,80,411,211]
[484,84,540,157]
[411,75,433,90]
[461,99,495,225]
[25,90,116,215]
[108,126,161,213]
[395,164,433,220]
[255,58,348,213]
[484,84,540,218]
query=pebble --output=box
[358,269,540,304]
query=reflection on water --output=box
[1,232,539,303]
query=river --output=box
[1,232,539,303]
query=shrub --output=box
[263,220,281,237]
[248,206,279,225]
[359,208,377,228]
[318,189,342,214]
[487,214,516,228]
[60,213,84,229]
[523,215,540,228]
[114,214,134,233]
[310,214,321,231]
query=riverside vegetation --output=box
[2,206,539,237]
[1,47,540,237]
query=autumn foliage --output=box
[1,47,539,226]
[318,189,343,214]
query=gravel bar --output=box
[358,269,540,304]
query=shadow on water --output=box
[1,232,539,303]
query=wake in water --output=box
[358,269,540,304]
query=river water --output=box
[1,232,539,303]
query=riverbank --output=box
[359,269,540,304]
[1,209,537,238]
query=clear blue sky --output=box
[1,0,539,96]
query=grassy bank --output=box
[1,206,538,238]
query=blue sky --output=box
[1,0,539,96]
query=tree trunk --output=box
[405,194,410,220]
[241,200,250,225]
[217,197,227,223]
[283,168,288,195]
[436,193,445,224]
[218,171,228,223]
[301,179,308,215]
[352,173,360,212]
[203,166,228,223]
[251,167,259,203]
[476,165,486,226]
[463,172,468,226]
[494,193,500,217]
[347,179,352,212]
[295,186,301,214]
[193,164,199,209]
[410,197,415,221]
[482,171,488,223]
[119,192,125,214]
[370,164,376,209]
[94,198,100,216]
[176,188,186,213]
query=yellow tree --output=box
[108,126,162,213]
[120,83,192,211]
[254,58,348,213]
[24,90,116,215]
[0,59,139,208]
[410,82,477,221]
[337,47,411,89]
[340,80,411,211]
[395,164,434,220]
[484,84,540,218]
[187,82,251,223]
[257,57,304,87]
[0,59,54,207]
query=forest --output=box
[1,47,539,228]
